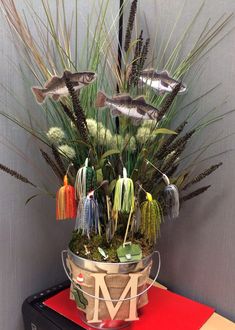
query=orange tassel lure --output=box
[56,175,77,220]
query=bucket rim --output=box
[67,247,153,267]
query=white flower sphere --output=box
[87,118,99,137]
[142,120,155,129]
[46,127,65,144]
[58,144,76,159]
[136,127,151,144]
[110,134,124,150]
[98,127,113,146]
[124,134,137,152]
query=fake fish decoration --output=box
[96,91,159,124]
[32,70,96,103]
[139,69,186,94]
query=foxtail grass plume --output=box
[182,162,223,191]
[124,0,138,52]
[51,145,66,175]
[40,149,64,180]
[180,185,211,202]
[64,72,89,144]
[0,163,36,187]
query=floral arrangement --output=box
[0,0,230,263]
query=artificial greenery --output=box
[0,0,231,260]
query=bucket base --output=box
[78,310,130,329]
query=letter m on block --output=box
[89,273,142,323]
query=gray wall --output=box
[0,1,117,329]
[0,5,74,330]
[140,0,235,322]
[0,1,235,329]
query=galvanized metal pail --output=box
[62,249,160,330]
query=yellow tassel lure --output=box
[140,192,163,243]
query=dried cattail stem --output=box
[40,149,63,180]
[124,0,138,52]
[161,142,187,173]
[138,37,150,72]
[158,82,182,121]
[166,163,179,178]
[159,129,195,160]
[156,120,188,158]
[180,185,211,202]
[182,162,223,191]
[64,73,89,144]
[0,163,36,187]
[60,102,77,125]
[52,144,66,175]
[129,30,143,86]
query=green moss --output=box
[69,230,154,263]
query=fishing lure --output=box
[162,174,180,220]
[113,168,135,242]
[75,158,97,200]
[140,192,162,243]
[56,175,77,220]
[113,168,135,213]
[145,159,180,220]
[75,191,100,238]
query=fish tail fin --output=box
[31,87,46,104]
[95,91,107,108]
[52,94,60,101]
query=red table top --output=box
[44,286,214,330]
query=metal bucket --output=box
[67,248,153,274]
[62,249,160,330]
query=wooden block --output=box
[201,312,235,329]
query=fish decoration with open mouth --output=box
[95,91,159,125]
[32,70,97,103]
[139,69,187,95]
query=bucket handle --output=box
[61,249,161,302]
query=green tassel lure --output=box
[113,168,134,213]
